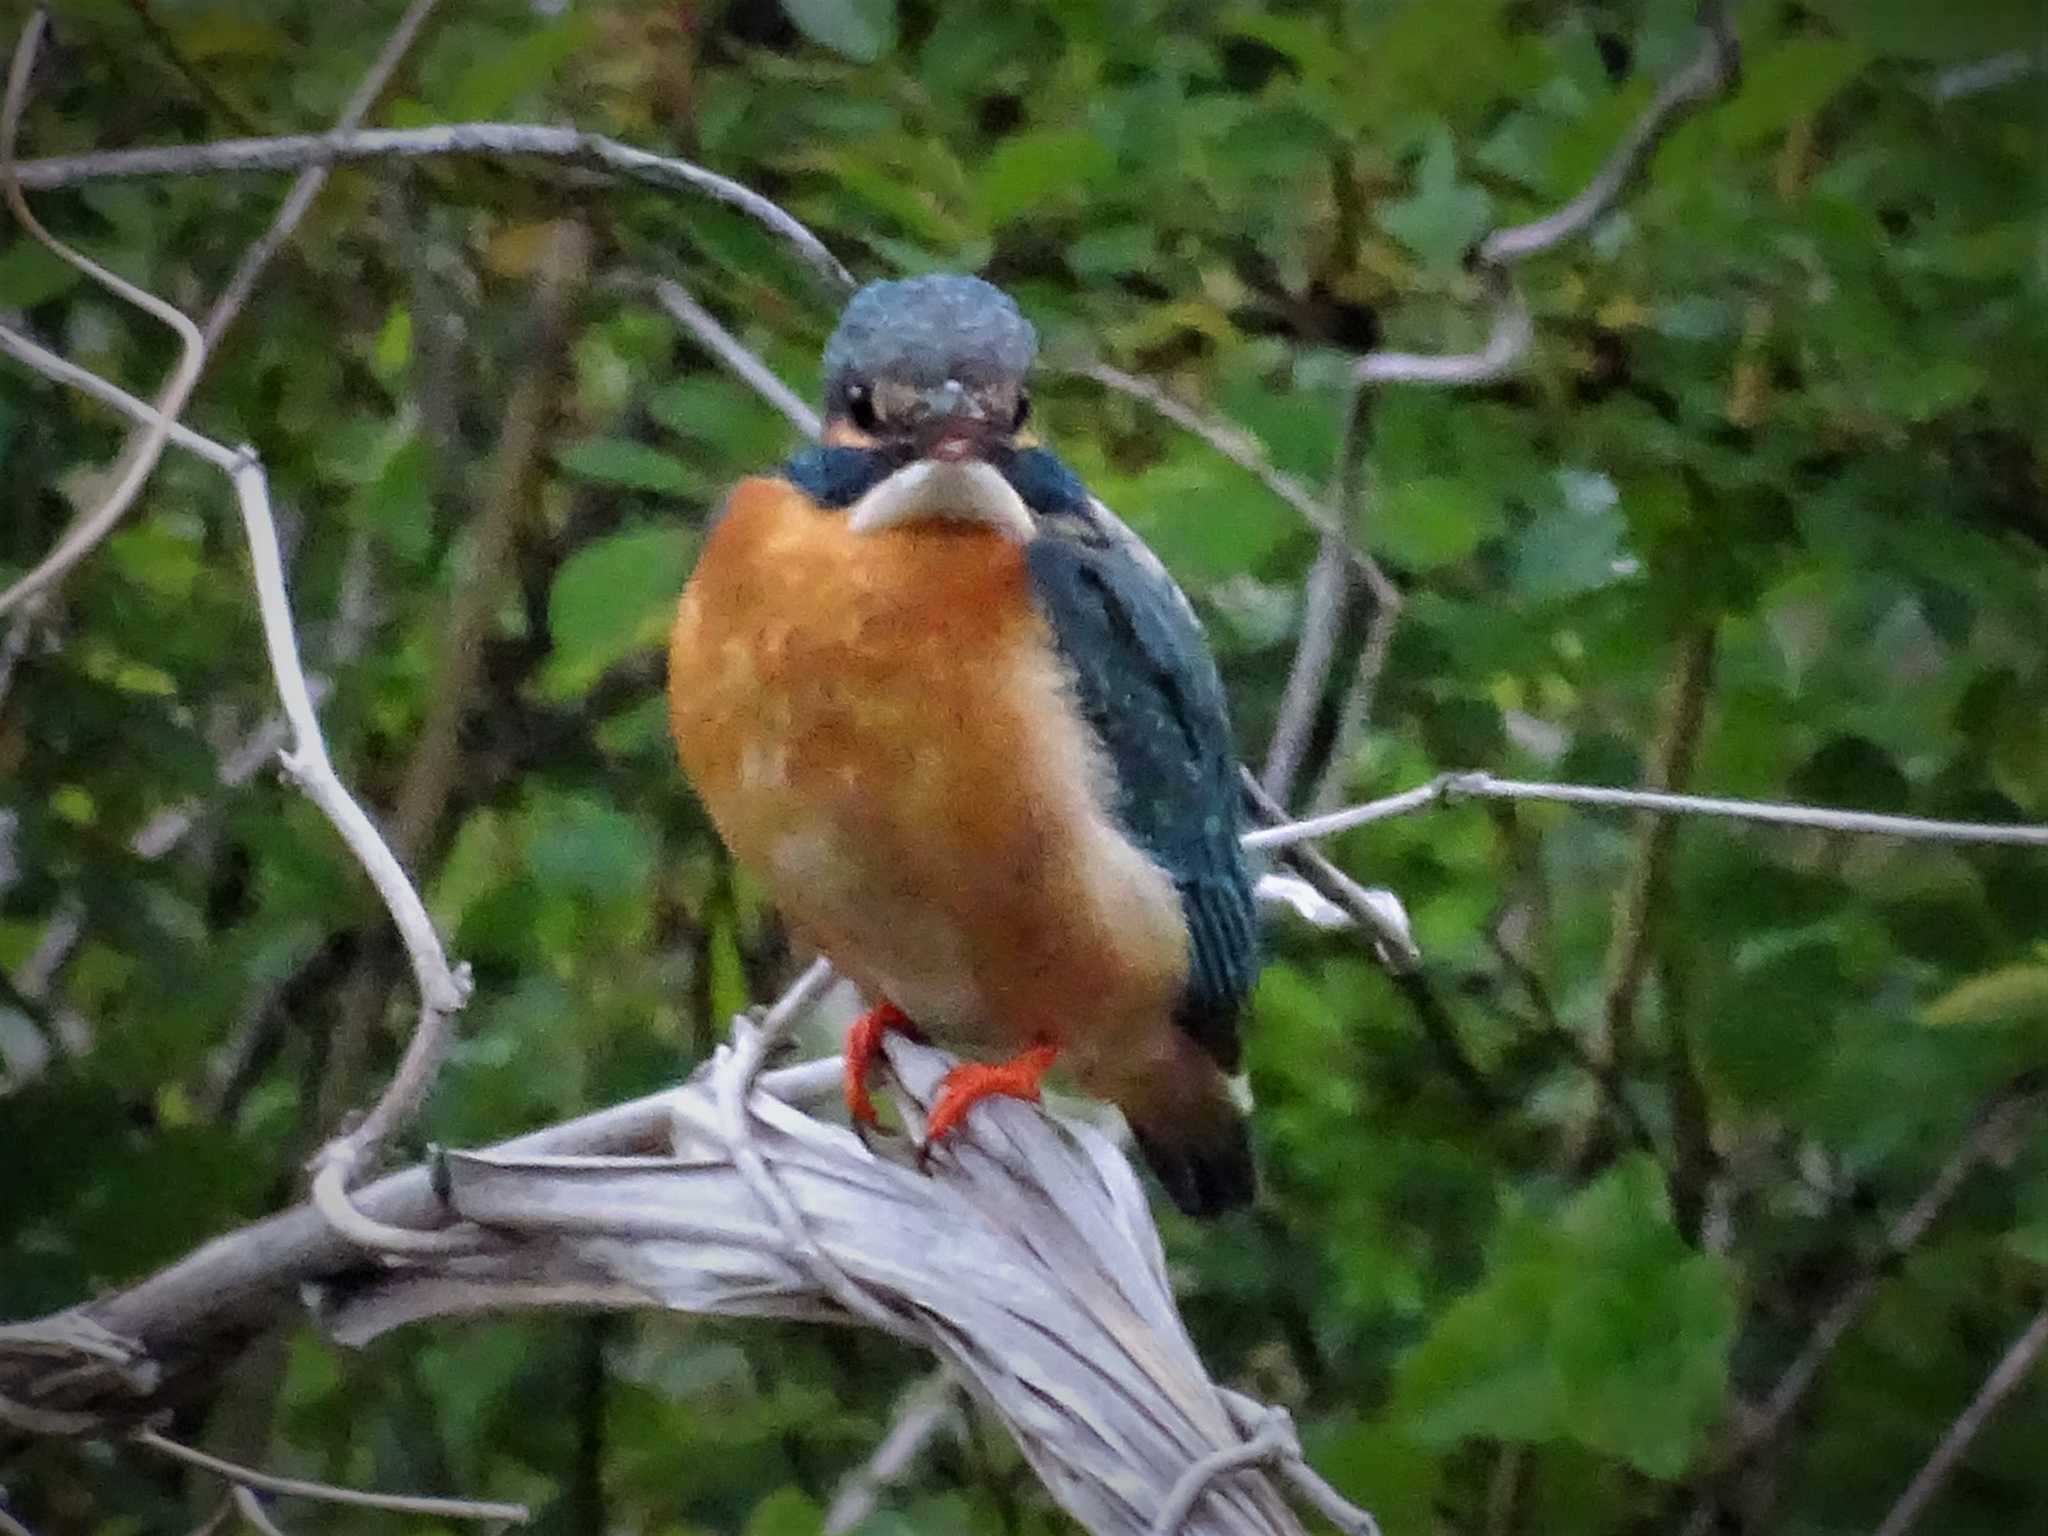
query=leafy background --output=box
[2,0,2044,1531]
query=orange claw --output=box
[918,1042,1060,1164]
[844,1001,914,1130]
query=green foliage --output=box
[1395,1159,1735,1478]
[4,0,2046,1532]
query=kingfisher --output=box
[667,275,1258,1215]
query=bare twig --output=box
[134,1429,527,1524]
[1240,771,1419,971]
[199,0,443,352]
[228,1488,286,1536]
[1871,1306,2048,1536]
[1477,1,1741,265]
[1243,771,2048,851]
[11,123,854,291]
[0,205,475,1246]
[651,278,822,437]
[1594,625,1716,1090]
[1353,273,1533,387]
[823,1370,961,1534]
[0,10,207,621]
[0,323,233,467]
[318,219,585,1170]
[1077,362,1398,604]
[1261,538,1352,804]
[712,960,910,1335]
[1744,1088,2042,1454]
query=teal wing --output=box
[1008,451,1257,1071]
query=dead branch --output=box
[10,122,853,291]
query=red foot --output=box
[919,1043,1060,1164]
[844,1001,915,1130]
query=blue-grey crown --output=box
[821,275,1037,398]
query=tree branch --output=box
[1244,771,2048,850]
[135,1428,527,1524]
[10,123,854,291]
[1871,1306,2048,1536]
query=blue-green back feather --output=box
[1005,450,1257,1070]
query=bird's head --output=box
[820,274,1041,538]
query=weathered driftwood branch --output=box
[0,987,1382,1535]
[313,1016,1379,1536]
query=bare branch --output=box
[1259,537,1351,802]
[0,322,236,469]
[1244,771,2048,851]
[1240,771,1420,972]
[11,123,854,291]
[1872,1306,2048,1536]
[135,1429,528,1524]
[1478,4,1741,265]
[1353,274,1532,387]
[1076,362,1399,605]
[1594,625,1715,1092]
[1746,1088,2042,1454]
[824,1370,961,1534]
[199,0,444,353]
[651,278,823,438]
[229,1488,287,1536]
[0,10,207,621]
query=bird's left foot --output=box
[917,1043,1060,1168]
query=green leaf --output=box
[974,130,1114,226]
[556,438,695,496]
[1714,40,1870,149]
[782,0,898,62]
[540,525,696,699]
[0,241,80,308]
[744,1485,823,1536]
[1395,1159,1735,1478]
[1377,125,1493,267]
[1921,965,2048,1030]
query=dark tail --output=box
[1130,1107,1256,1218]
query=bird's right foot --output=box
[844,1000,916,1135]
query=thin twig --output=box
[1077,362,1397,605]
[1477,0,1741,265]
[121,0,263,134]
[1744,1088,2042,1453]
[651,278,822,438]
[1261,538,1352,805]
[1149,1409,1296,1536]
[199,0,444,353]
[1244,771,2048,851]
[1240,770,1420,971]
[1594,626,1715,1093]
[134,1429,527,1524]
[1353,272,1532,387]
[823,1370,960,1534]
[1871,1306,2048,1536]
[11,123,854,291]
[0,10,208,622]
[228,1488,287,1536]
[0,322,235,468]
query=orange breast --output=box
[667,477,1187,1065]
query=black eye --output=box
[1012,390,1031,430]
[846,383,879,433]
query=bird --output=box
[667,274,1259,1216]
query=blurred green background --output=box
[2,0,2044,1531]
